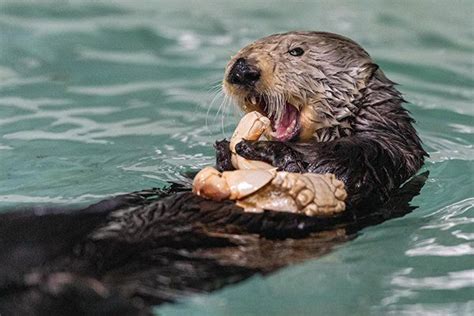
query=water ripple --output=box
[0,96,71,111]
[0,1,473,315]
[406,198,474,257]
[79,48,166,65]
[0,193,117,205]
[425,197,474,219]
[424,135,474,162]
[406,242,474,257]
[391,269,474,290]
[68,81,183,96]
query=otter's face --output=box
[223,32,375,142]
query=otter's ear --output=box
[356,63,379,88]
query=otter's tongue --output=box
[269,103,299,142]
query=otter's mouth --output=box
[246,96,300,142]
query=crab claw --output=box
[229,111,273,170]
[229,111,271,151]
[193,167,230,201]
[193,167,276,201]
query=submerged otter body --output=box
[0,32,427,314]
[0,176,427,314]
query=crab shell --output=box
[236,172,347,216]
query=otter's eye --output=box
[288,47,304,56]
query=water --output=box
[0,0,473,315]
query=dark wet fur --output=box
[0,173,427,315]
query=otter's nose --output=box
[228,58,261,86]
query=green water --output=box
[0,0,473,315]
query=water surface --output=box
[0,1,473,315]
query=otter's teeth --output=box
[286,119,296,133]
[250,96,257,105]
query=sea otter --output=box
[0,32,427,315]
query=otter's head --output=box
[223,31,380,142]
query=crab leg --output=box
[229,111,274,170]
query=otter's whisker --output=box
[263,92,273,117]
[206,88,224,133]
[221,94,234,138]
[276,93,284,123]
[266,91,285,124]
[216,94,228,136]
[214,91,227,123]
[271,93,279,121]
[222,96,230,138]
[230,96,242,120]
[220,94,227,137]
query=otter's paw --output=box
[214,139,234,172]
[235,140,306,172]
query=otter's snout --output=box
[227,58,260,86]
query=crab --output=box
[193,111,347,216]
